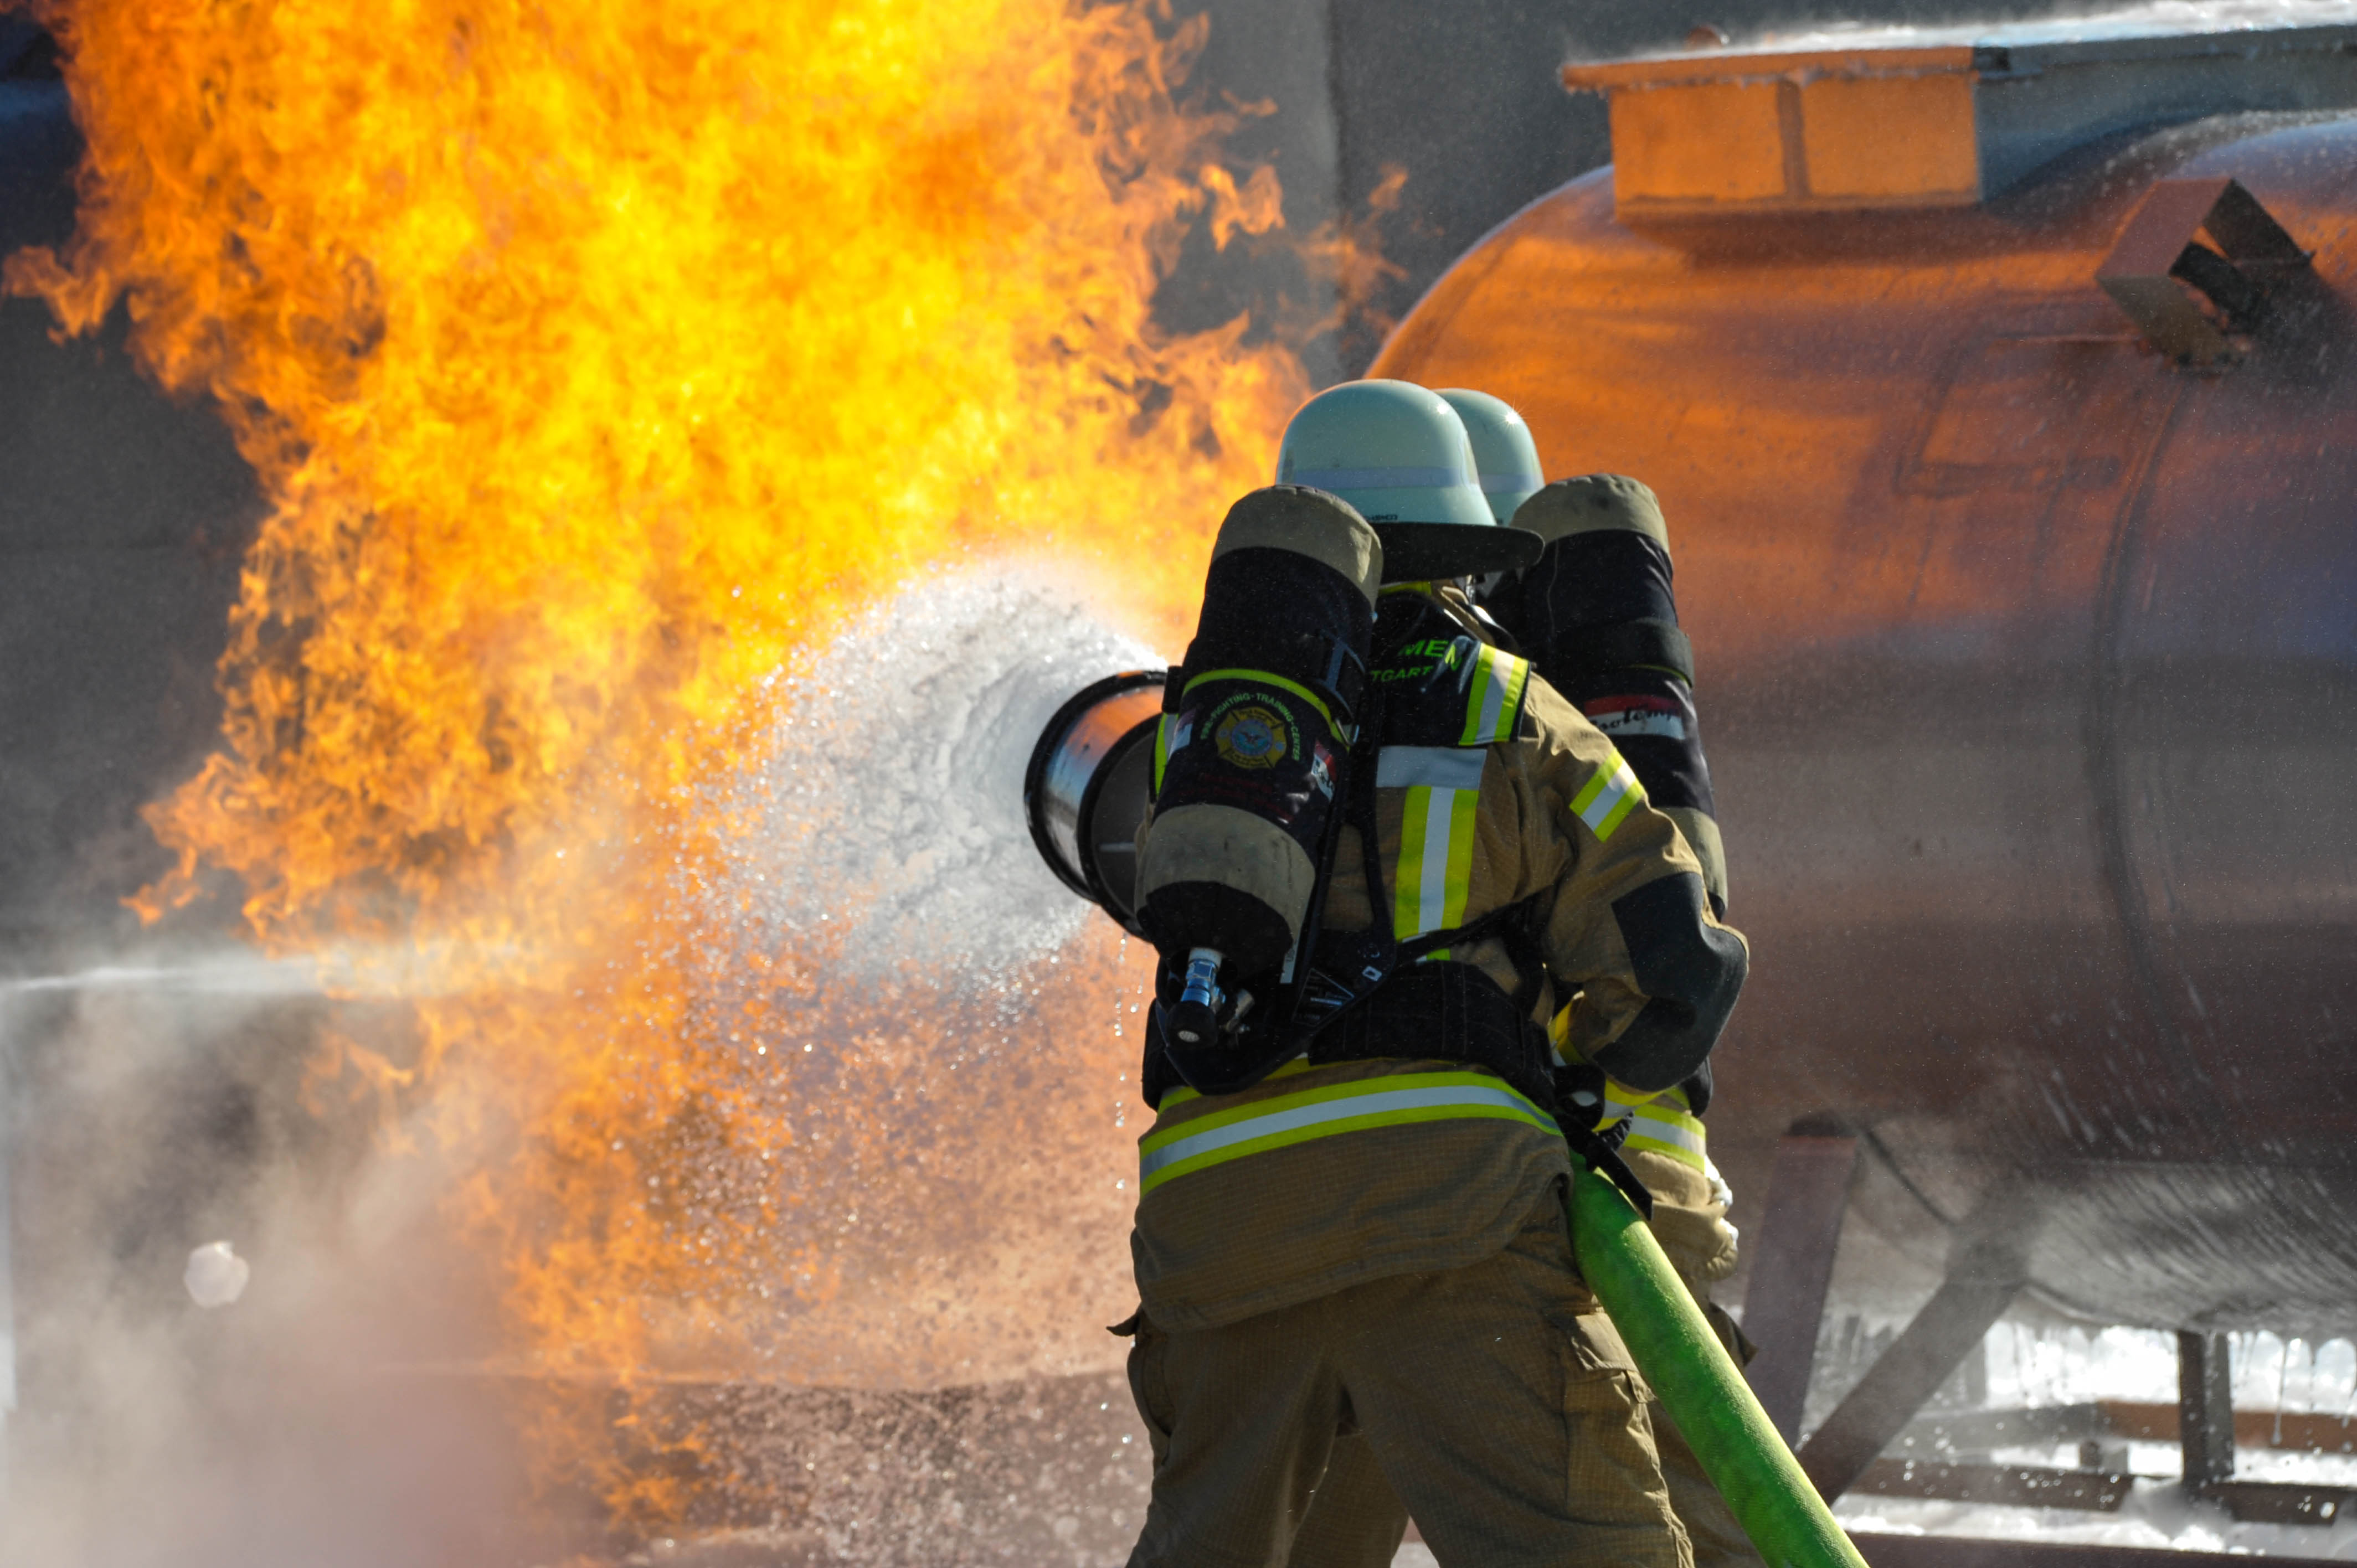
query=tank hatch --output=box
[1562,19,2357,218]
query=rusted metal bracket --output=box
[1893,1398,2357,1456]
[1852,1457,2134,1512]
[1856,1534,2353,1568]
[2097,177,2310,366]
[1852,1457,2351,1524]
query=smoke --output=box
[0,968,545,1566]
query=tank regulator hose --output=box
[1565,1164,1871,1568]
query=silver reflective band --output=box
[1609,1108,1705,1157]
[1284,466,1469,491]
[1376,745,1486,791]
[1466,647,1520,745]
[1480,472,1542,493]
[1139,1082,1549,1179]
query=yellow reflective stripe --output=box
[1180,668,1339,736]
[1139,1070,1558,1194]
[1392,782,1478,957]
[1459,644,1532,745]
[1596,773,1645,839]
[1622,1117,1706,1170]
[1394,785,1434,938]
[1569,751,1645,842]
[1599,1085,1707,1171]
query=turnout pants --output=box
[1282,1153,1759,1568]
[1124,1193,1691,1568]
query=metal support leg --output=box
[1741,1117,1861,1442]
[0,1000,15,1524]
[1793,1182,2035,1503]
[1797,1272,2023,1501]
[2178,1331,2234,1493]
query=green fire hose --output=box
[1566,1164,1871,1568]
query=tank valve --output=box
[1170,947,1226,1046]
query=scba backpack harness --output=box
[1134,487,1651,1213]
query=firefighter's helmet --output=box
[1439,388,1545,525]
[1276,379,1542,580]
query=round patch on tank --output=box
[1214,705,1288,769]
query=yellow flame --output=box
[9,0,1342,1521]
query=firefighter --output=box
[1278,404,1757,1568]
[1511,471,1756,1568]
[1121,379,1747,1567]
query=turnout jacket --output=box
[1129,584,1747,1332]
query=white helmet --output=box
[1438,389,1545,525]
[1276,379,1542,580]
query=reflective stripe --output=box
[1376,745,1486,791]
[1600,1085,1707,1171]
[1181,668,1339,736]
[1139,1071,1558,1194]
[1459,643,1532,746]
[1480,471,1542,494]
[1282,465,1467,491]
[1569,751,1644,841]
[1394,781,1479,958]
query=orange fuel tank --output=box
[1372,24,2357,1335]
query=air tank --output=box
[1371,20,2357,1336]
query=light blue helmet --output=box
[1438,389,1545,524]
[1275,379,1542,581]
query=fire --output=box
[8,0,1339,1524]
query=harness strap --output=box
[1301,956,1654,1219]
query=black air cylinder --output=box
[1138,485,1380,982]
[1489,474,1727,915]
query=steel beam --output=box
[0,998,13,1521]
[2178,1330,2235,1493]
[1796,1272,2021,1500]
[1740,1117,1861,1441]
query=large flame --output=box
[9,0,1337,1523]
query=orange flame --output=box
[9,0,1331,1523]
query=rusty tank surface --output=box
[1372,21,2357,1339]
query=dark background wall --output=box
[0,20,261,964]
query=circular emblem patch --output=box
[1214,705,1288,770]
